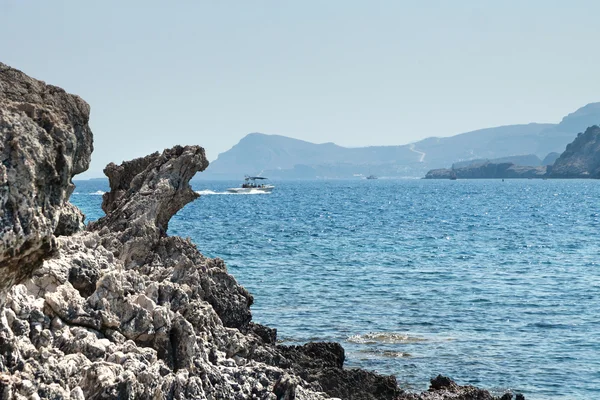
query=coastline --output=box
[0,63,527,399]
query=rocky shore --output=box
[425,125,600,180]
[0,63,524,399]
[550,125,600,178]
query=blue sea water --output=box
[72,179,600,400]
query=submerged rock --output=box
[0,63,525,400]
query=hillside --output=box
[200,103,600,179]
[550,125,600,178]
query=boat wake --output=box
[195,190,271,195]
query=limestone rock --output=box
[398,375,521,400]
[0,62,93,305]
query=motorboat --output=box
[366,175,378,180]
[227,176,274,193]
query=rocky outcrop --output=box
[425,163,546,179]
[400,375,525,400]
[0,62,93,306]
[550,125,600,178]
[0,143,320,399]
[0,64,525,400]
[425,126,600,180]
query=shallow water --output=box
[72,179,600,399]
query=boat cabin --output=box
[241,176,268,188]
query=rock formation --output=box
[550,125,600,178]
[0,62,93,306]
[0,63,525,399]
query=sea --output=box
[72,179,600,400]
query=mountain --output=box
[550,125,600,178]
[542,152,561,166]
[202,133,418,179]
[200,103,600,179]
[555,103,600,134]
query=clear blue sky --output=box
[2,1,599,178]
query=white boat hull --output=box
[226,186,274,193]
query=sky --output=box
[1,0,600,178]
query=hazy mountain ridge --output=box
[201,103,600,179]
[425,163,548,180]
[426,125,600,180]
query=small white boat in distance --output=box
[227,176,274,193]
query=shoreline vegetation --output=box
[0,62,526,399]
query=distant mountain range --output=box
[199,103,600,179]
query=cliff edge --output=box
[0,62,93,307]
[550,125,600,178]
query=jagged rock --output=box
[550,125,600,178]
[248,322,278,345]
[0,62,93,306]
[397,375,523,400]
[93,146,207,234]
[89,146,208,264]
[54,203,85,237]
[273,373,300,400]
